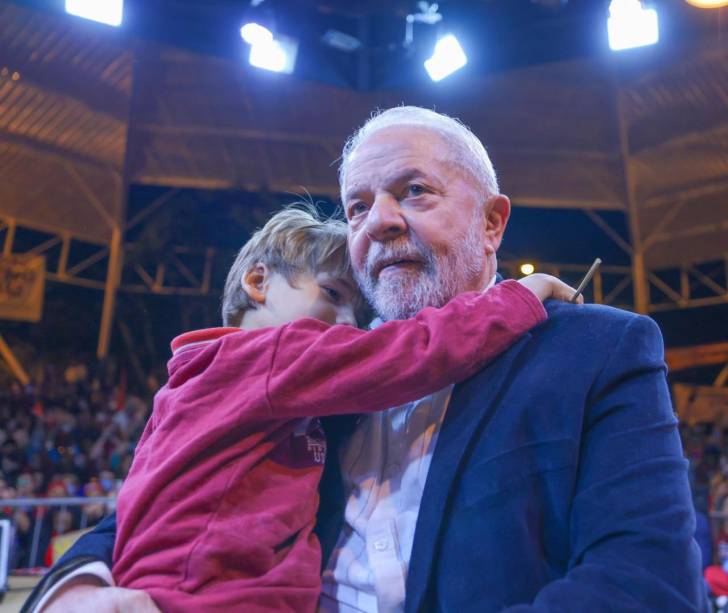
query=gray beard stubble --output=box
[354,216,487,321]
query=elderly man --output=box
[26,107,705,612]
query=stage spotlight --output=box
[424,34,467,82]
[685,0,728,6]
[249,37,297,73]
[520,263,536,276]
[240,23,297,74]
[240,23,273,46]
[65,0,123,26]
[608,0,659,51]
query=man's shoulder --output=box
[542,300,652,335]
[544,300,639,325]
[536,300,664,361]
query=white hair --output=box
[339,106,499,198]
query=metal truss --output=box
[500,256,728,314]
[647,257,728,312]
[0,214,215,298]
[4,212,726,315]
[3,164,727,325]
[499,260,634,310]
[0,215,105,290]
[123,246,215,296]
[575,202,728,313]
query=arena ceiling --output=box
[0,2,131,243]
[0,0,727,320]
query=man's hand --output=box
[42,579,160,613]
[518,273,584,304]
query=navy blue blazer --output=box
[27,301,707,612]
[318,301,706,612]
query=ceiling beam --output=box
[645,219,728,245]
[643,178,728,209]
[626,105,728,158]
[0,131,123,174]
[0,214,107,247]
[135,123,342,148]
[583,209,633,255]
[0,40,131,122]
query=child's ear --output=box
[242,263,268,305]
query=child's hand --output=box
[518,274,584,304]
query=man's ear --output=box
[242,263,269,306]
[483,194,511,256]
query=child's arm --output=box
[263,278,558,418]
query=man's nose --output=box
[365,192,407,242]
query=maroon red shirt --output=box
[112,281,546,612]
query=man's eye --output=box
[406,184,426,197]
[349,202,368,217]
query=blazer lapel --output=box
[405,333,532,613]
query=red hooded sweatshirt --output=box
[112,280,546,612]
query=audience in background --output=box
[680,422,728,599]
[0,360,150,568]
[1,361,726,589]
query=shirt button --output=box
[373,538,389,551]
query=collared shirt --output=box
[320,276,497,613]
[319,385,454,613]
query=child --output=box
[111,206,580,611]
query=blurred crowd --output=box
[0,360,151,568]
[681,422,728,599]
[1,360,727,579]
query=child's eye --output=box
[322,286,341,303]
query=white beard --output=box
[354,215,487,321]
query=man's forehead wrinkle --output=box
[343,128,462,197]
[348,160,442,191]
[345,167,424,203]
[343,155,386,201]
[384,166,447,195]
[344,171,378,203]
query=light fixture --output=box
[240,23,274,46]
[249,36,297,73]
[240,22,298,74]
[424,34,467,82]
[520,263,536,276]
[685,0,728,6]
[607,0,659,51]
[65,0,123,26]
[322,30,362,52]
